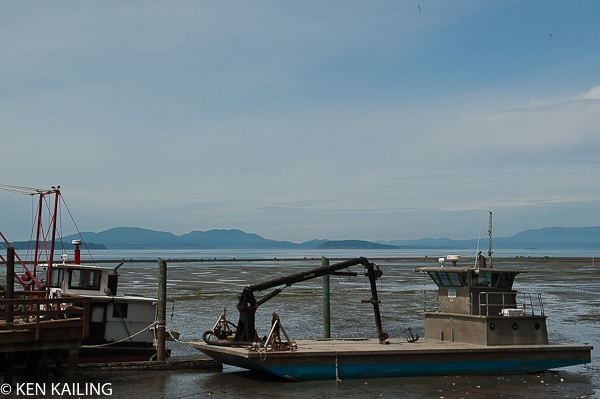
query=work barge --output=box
[191,252,593,381]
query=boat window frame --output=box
[427,271,465,287]
[112,302,129,318]
[473,271,494,287]
[68,268,102,290]
[471,271,517,289]
[49,268,64,288]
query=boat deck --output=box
[192,337,590,358]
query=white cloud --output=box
[579,86,600,100]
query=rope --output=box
[259,347,267,361]
[81,321,158,348]
[166,327,193,345]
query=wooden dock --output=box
[1,291,90,383]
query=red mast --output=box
[1,185,61,290]
[30,187,61,289]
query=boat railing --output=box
[422,290,439,313]
[478,291,545,317]
[0,291,91,339]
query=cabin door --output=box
[88,302,108,342]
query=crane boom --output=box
[232,257,388,343]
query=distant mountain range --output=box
[6,225,594,250]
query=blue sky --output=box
[2,1,600,243]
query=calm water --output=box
[26,250,600,398]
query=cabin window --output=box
[69,269,101,290]
[49,269,64,288]
[472,272,515,288]
[473,272,494,287]
[428,272,443,286]
[112,302,128,318]
[427,271,464,287]
[496,273,516,289]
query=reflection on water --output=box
[82,369,595,399]
[52,252,600,397]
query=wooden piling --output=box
[322,257,331,338]
[157,258,167,361]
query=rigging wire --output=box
[334,267,354,283]
[58,194,107,292]
[0,184,40,196]
[491,225,515,258]
[3,185,106,281]
[25,193,37,262]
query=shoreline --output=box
[73,256,599,264]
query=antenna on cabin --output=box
[488,211,493,268]
[446,255,461,267]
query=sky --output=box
[1,1,600,243]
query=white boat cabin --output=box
[48,253,158,345]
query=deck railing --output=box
[421,290,545,317]
[477,291,545,317]
[422,290,439,313]
[0,291,90,340]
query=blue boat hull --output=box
[267,358,587,381]
[192,339,592,381]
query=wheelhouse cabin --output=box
[416,255,548,346]
[49,260,157,347]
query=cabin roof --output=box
[52,263,113,271]
[415,266,525,274]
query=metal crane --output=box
[204,257,389,345]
